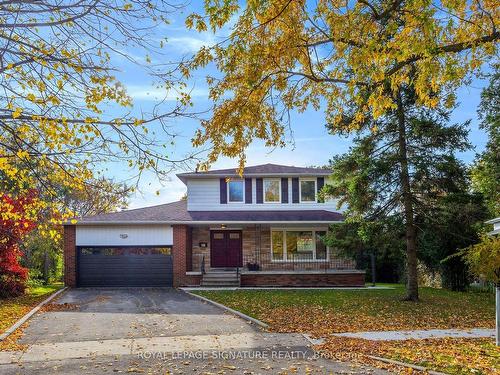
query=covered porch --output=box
[184,224,365,287]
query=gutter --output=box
[67,220,345,226]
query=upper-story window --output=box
[264,178,280,203]
[228,180,244,202]
[300,178,316,202]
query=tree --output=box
[61,178,131,218]
[0,0,195,226]
[471,65,500,217]
[418,191,488,291]
[323,86,470,299]
[325,218,406,283]
[461,234,500,345]
[0,191,38,297]
[184,0,498,300]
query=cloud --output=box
[166,35,216,53]
[126,84,209,102]
[128,176,187,209]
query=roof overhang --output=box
[485,217,500,224]
[69,220,343,226]
[177,172,331,184]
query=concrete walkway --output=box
[334,328,495,341]
[0,332,307,364]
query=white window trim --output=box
[299,178,317,203]
[227,179,244,203]
[263,178,281,204]
[270,227,329,262]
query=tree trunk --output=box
[496,285,499,346]
[396,90,419,301]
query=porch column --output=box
[63,225,77,287]
[172,225,191,287]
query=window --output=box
[287,231,314,260]
[271,229,329,261]
[228,180,244,202]
[79,247,172,256]
[229,233,240,239]
[272,231,284,260]
[315,231,327,260]
[300,179,316,202]
[264,178,280,203]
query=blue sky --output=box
[104,6,489,209]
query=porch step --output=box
[201,270,240,287]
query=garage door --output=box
[77,247,173,287]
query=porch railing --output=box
[241,251,356,272]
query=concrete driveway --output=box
[19,288,257,344]
[0,288,388,374]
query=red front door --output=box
[210,230,242,268]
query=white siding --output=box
[76,225,173,246]
[186,178,343,212]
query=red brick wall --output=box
[240,272,365,287]
[172,225,201,286]
[63,225,76,287]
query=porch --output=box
[184,224,365,287]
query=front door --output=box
[210,230,242,268]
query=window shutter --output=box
[281,178,288,203]
[292,178,299,203]
[317,177,325,203]
[220,178,227,204]
[256,178,263,204]
[245,178,252,204]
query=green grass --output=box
[193,284,495,333]
[0,283,63,333]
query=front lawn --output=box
[194,285,495,335]
[193,285,497,374]
[0,283,63,334]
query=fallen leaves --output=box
[0,284,62,334]
[41,302,80,312]
[195,287,497,374]
[318,336,500,375]
[195,287,495,335]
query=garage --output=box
[77,247,173,287]
[73,224,174,287]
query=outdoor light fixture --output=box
[221,224,227,229]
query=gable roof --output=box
[177,163,330,183]
[74,200,343,225]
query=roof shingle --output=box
[177,163,330,183]
[76,200,343,224]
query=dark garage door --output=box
[77,247,173,287]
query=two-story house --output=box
[63,164,365,287]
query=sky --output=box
[103,3,490,209]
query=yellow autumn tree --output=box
[0,0,194,235]
[184,0,498,300]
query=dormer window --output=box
[228,180,244,202]
[300,179,316,202]
[264,178,280,203]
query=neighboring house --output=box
[486,217,500,236]
[63,164,364,288]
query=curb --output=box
[0,286,68,341]
[367,355,447,375]
[181,289,269,329]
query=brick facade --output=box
[191,225,356,271]
[63,225,76,287]
[172,225,202,286]
[240,271,365,287]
